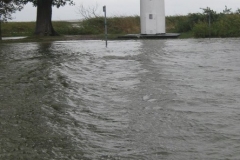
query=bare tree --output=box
[76,3,101,20]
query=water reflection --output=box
[123,40,189,159]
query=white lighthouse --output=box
[118,0,180,39]
[140,0,166,34]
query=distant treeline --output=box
[2,6,240,38]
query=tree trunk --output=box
[35,0,58,36]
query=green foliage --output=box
[3,5,240,39]
[192,14,240,38]
[1,21,34,36]
[17,0,74,8]
[169,7,221,33]
[1,21,82,36]
[167,6,240,38]
[168,15,190,32]
[1,16,141,37]
[108,16,140,34]
[192,22,209,38]
[79,16,140,35]
[52,21,86,35]
[80,17,104,34]
[212,14,240,37]
[0,0,24,21]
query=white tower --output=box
[140,0,166,34]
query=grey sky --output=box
[11,0,240,21]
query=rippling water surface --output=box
[0,39,240,159]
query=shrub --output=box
[192,22,209,38]
[214,14,240,37]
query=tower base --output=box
[118,33,180,39]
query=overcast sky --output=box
[11,0,240,21]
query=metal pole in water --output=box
[103,6,108,47]
[0,14,2,40]
[208,12,211,38]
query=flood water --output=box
[0,39,240,160]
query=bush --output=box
[192,14,240,38]
[166,15,190,32]
[212,14,240,37]
[192,22,209,38]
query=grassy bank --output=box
[1,16,185,38]
[1,21,77,37]
[1,16,141,38]
[2,6,240,39]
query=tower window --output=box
[149,14,153,19]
